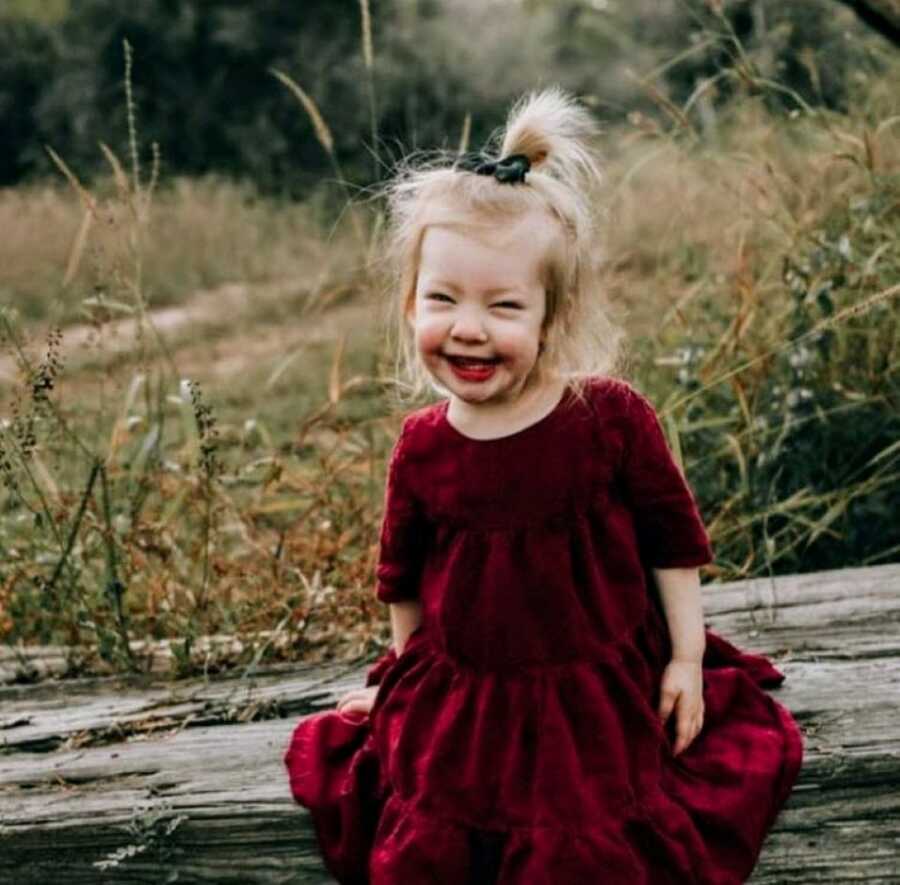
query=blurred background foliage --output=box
[0,0,894,194]
[0,0,898,673]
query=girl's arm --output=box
[337,596,425,716]
[651,566,706,662]
[337,422,426,716]
[652,566,706,756]
[389,599,424,657]
[615,384,711,754]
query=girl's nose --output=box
[450,310,488,342]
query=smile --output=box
[444,354,499,382]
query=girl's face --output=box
[407,217,549,409]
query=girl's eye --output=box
[425,292,453,303]
[493,301,523,310]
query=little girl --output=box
[284,87,804,885]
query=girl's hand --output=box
[658,658,705,756]
[335,686,379,719]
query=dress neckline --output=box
[439,380,574,443]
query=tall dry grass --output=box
[0,177,361,326]
[602,96,900,340]
[599,78,900,575]
[0,37,388,681]
[1,19,898,682]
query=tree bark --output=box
[2,562,899,883]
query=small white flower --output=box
[837,234,852,260]
[788,345,813,368]
[786,388,813,409]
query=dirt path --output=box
[0,280,377,391]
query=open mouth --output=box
[445,355,499,367]
[444,354,500,382]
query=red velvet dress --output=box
[284,376,804,884]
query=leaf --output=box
[265,348,304,389]
[62,209,93,289]
[99,141,131,202]
[269,68,334,155]
[44,145,99,215]
[662,410,684,471]
[30,451,62,508]
[82,296,136,315]
[329,333,347,405]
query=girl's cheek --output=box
[415,322,445,355]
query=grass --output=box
[1,26,898,681]
[0,176,358,327]
[604,89,900,575]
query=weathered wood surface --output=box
[1,562,899,883]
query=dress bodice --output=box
[375,376,714,670]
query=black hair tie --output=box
[454,152,531,184]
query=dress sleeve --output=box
[619,385,714,569]
[375,419,429,603]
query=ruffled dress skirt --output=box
[284,598,804,885]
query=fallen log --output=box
[1,563,899,883]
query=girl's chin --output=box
[446,377,526,406]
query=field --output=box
[1,39,898,681]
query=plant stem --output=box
[99,461,137,671]
[43,460,100,596]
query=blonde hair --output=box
[375,86,625,406]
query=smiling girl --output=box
[413,215,565,437]
[284,87,804,885]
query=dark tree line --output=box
[0,0,893,196]
[1,0,382,195]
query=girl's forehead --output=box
[422,209,552,251]
[417,214,552,286]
